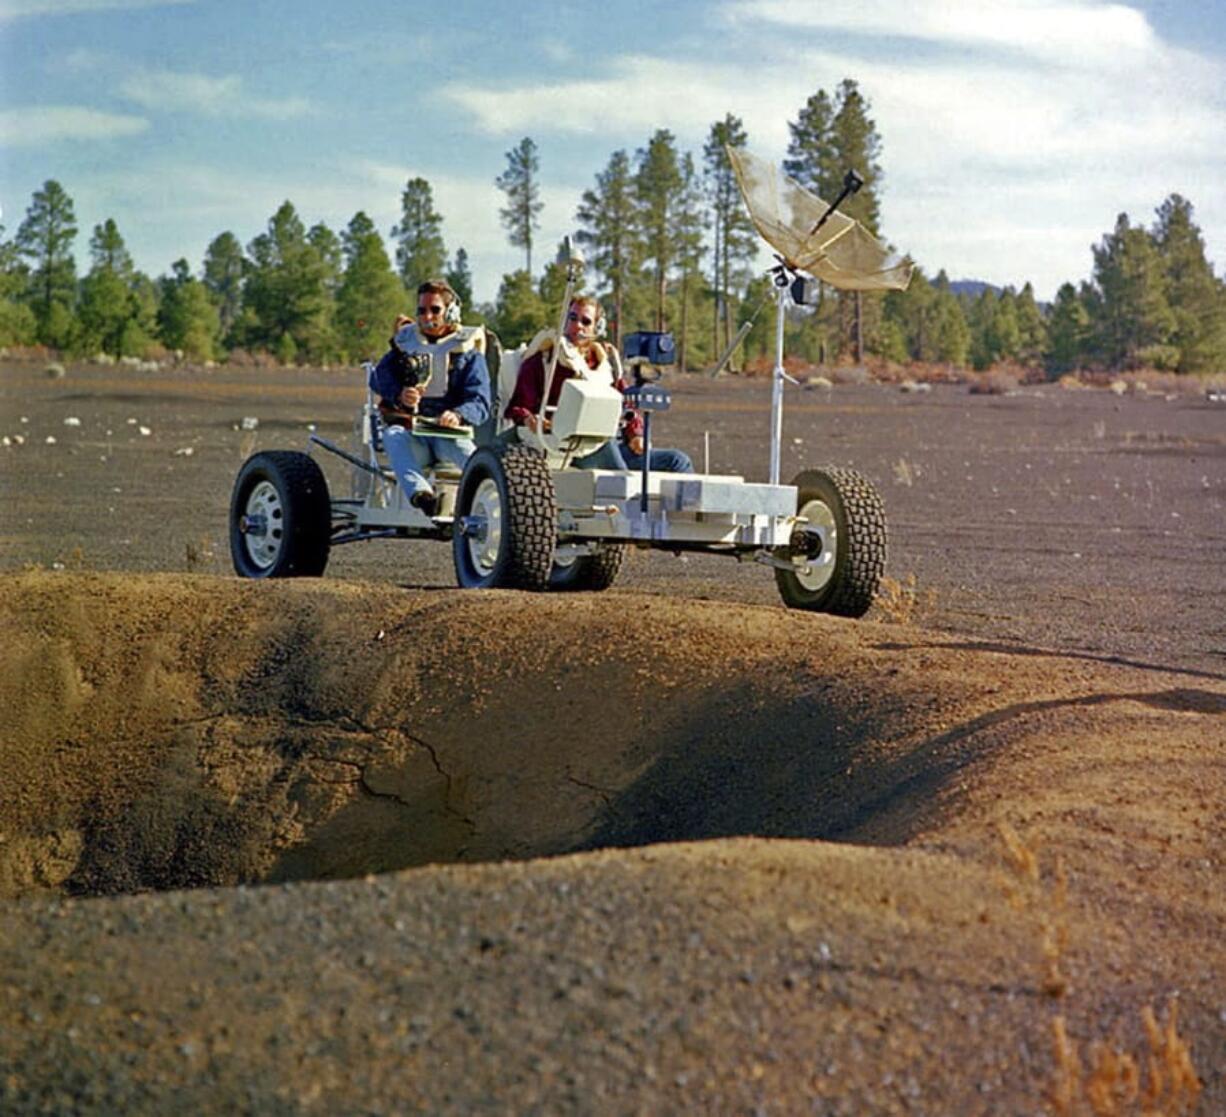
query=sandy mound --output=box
[1,572,1223,1112]
[0,570,1040,897]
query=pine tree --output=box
[446,247,474,310]
[784,81,886,361]
[392,178,447,289]
[784,90,837,198]
[829,79,883,234]
[78,219,141,356]
[968,289,999,370]
[576,149,637,344]
[538,245,569,321]
[244,201,331,363]
[634,129,684,330]
[990,288,1022,363]
[883,265,935,360]
[1152,194,1226,372]
[305,222,341,360]
[496,137,543,274]
[0,225,37,346]
[1046,282,1090,374]
[15,179,78,348]
[674,153,707,370]
[1091,212,1174,369]
[1015,282,1048,366]
[158,259,221,360]
[203,231,245,343]
[932,272,970,366]
[491,269,546,348]
[336,211,403,362]
[704,114,757,364]
[309,222,343,297]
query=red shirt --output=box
[504,347,643,440]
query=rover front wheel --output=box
[452,444,556,590]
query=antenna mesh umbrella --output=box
[728,147,913,292]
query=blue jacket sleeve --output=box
[370,349,403,402]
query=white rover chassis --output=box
[231,314,888,615]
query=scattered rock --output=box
[64,417,82,428]
[44,363,65,379]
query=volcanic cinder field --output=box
[1,360,1224,1114]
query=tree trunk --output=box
[854,290,863,364]
[711,215,722,363]
[680,269,690,371]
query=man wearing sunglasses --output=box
[369,278,491,515]
[505,295,693,474]
[502,294,628,469]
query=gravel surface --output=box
[1,360,1224,1113]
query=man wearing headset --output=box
[504,294,693,474]
[502,293,628,469]
[370,278,491,515]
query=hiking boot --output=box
[410,489,440,517]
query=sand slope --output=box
[2,572,1223,1113]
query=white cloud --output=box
[442,54,774,138]
[0,105,148,145]
[722,0,1156,69]
[71,156,582,304]
[119,69,310,120]
[0,0,193,19]
[438,0,1226,297]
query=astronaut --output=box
[369,278,491,515]
[504,294,692,473]
[501,294,628,470]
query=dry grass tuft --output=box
[997,827,1203,1115]
[998,820,1040,882]
[184,537,217,572]
[969,369,1021,395]
[1049,1000,1201,1116]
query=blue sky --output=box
[2,0,1224,305]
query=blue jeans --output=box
[497,427,627,470]
[384,424,475,496]
[621,445,694,473]
[574,440,627,470]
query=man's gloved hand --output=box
[390,348,431,386]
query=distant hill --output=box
[948,280,1002,299]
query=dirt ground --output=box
[1,360,1224,1114]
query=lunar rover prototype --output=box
[229,148,911,616]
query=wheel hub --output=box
[457,515,489,543]
[241,481,284,570]
[465,478,503,577]
[793,499,837,592]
